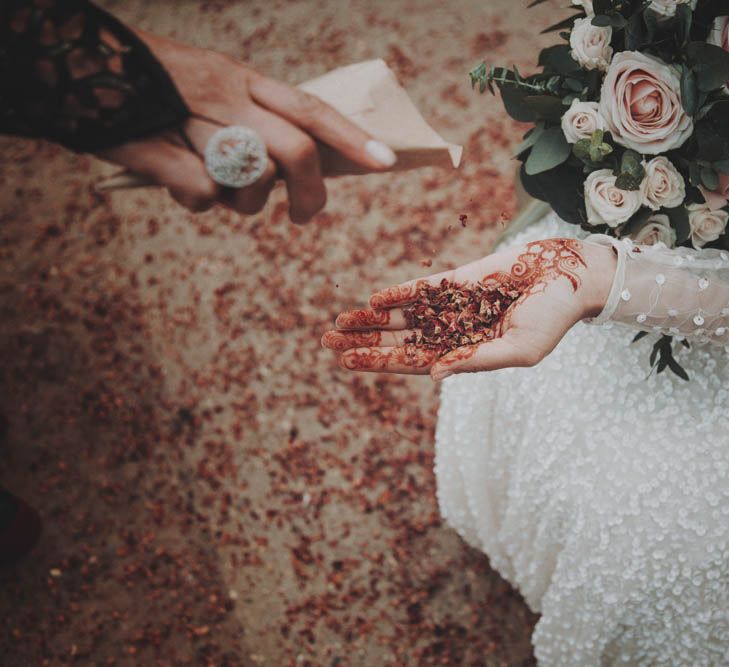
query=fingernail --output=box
[431,369,454,383]
[366,140,397,167]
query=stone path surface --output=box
[0,1,565,664]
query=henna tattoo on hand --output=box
[507,238,586,296]
[336,309,391,330]
[331,238,587,375]
[339,345,438,371]
[369,281,424,309]
[492,238,586,333]
[321,330,383,351]
[437,344,479,368]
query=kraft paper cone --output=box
[96,59,461,192]
[299,59,462,174]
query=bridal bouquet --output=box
[471,0,729,376]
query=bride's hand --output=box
[322,238,617,381]
[101,30,396,221]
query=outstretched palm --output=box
[323,238,614,381]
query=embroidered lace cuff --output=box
[585,233,729,344]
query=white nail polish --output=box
[365,140,397,167]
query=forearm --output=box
[579,239,619,319]
[586,235,729,344]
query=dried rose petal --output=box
[403,279,520,356]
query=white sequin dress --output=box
[435,212,729,666]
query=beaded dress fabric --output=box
[435,212,729,666]
[0,0,188,152]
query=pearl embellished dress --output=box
[435,212,729,666]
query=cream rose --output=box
[630,214,677,247]
[708,17,729,91]
[599,51,693,154]
[585,169,642,227]
[561,99,607,144]
[648,0,697,18]
[572,0,594,16]
[570,18,613,71]
[688,202,729,248]
[640,156,686,210]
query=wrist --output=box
[581,240,618,319]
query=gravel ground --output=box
[0,1,565,665]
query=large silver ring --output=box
[204,125,268,188]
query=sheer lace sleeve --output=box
[0,0,189,152]
[585,234,729,344]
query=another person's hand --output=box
[101,30,396,221]
[322,238,616,381]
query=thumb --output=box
[430,334,542,382]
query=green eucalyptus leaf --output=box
[676,4,692,46]
[665,205,691,243]
[650,343,659,367]
[644,9,659,41]
[621,150,644,178]
[689,161,702,186]
[615,173,643,190]
[667,356,690,381]
[524,95,566,122]
[701,166,720,191]
[625,12,645,50]
[714,159,729,175]
[687,42,729,92]
[541,14,584,34]
[591,14,614,27]
[680,67,699,116]
[525,126,571,175]
[608,13,627,29]
[499,85,537,122]
[563,77,585,92]
[573,139,592,161]
[515,124,545,157]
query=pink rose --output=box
[708,17,729,90]
[629,214,677,247]
[699,173,729,210]
[688,203,729,248]
[599,51,693,154]
[584,169,642,227]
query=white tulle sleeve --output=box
[584,234,729,344]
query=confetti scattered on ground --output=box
[0,0,566,664]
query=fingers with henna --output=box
[338,346,438,374]
[321,329,418,351]
[335,308,408,330]
[369,273,456,309]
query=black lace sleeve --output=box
[0,0,190,152]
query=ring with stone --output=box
[204,125,268,189]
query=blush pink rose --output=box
[699,173,729,210]
[599,51,693,154]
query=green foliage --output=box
[686,42,729,93]
[615,150,645,191]
[469,0,729,381]
[573,129,614,164]
[648,336,690,381]
[525,127,571,175]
